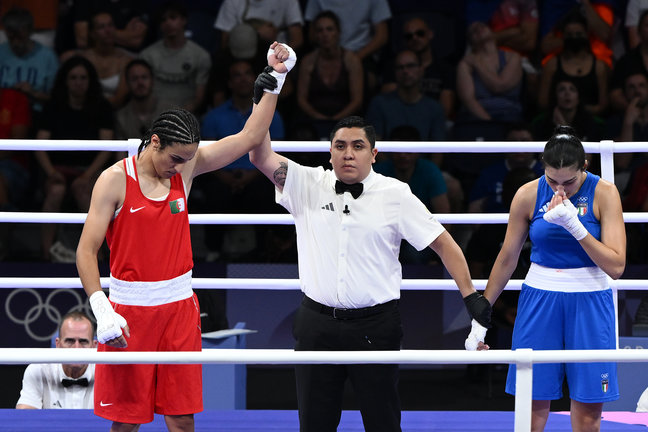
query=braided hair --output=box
[138,109,201,156]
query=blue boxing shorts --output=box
[505,282,619,403]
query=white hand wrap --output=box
[542,198,588,240]
[265,43,297,95]
[465,319,487,351]
[89,291,127,344]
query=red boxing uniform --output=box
[95,155,202,424]
[107,155,193,281]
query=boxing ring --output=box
[0,138,647,431]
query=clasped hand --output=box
[465,319,489,351]
[542,187,588,240]
[268,41,293,73]
[253,42,297,103]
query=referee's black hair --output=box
[138,109,201,156]
[330,116,377,149]
[542,125,586,170]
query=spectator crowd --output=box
[0,0,646,268]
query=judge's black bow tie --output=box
[335,180,363,199]
[62,377,89,388]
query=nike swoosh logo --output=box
[129,206,145,213]
[99,401,113,407]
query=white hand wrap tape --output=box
[265,43,297,95]
[465,319,488,351]
[89,291,127,344]
[542,198,588,240]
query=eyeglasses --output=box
[404,29,426,41]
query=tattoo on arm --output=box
[273,162,287,187]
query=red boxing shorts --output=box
[94,293,203,424]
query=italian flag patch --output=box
[169,198,185,214]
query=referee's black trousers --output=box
[293,297,403,432]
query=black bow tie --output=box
[335,180,363,199]
[62,377,89,388]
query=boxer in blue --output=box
[466,125,626,432]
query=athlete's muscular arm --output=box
[189,42,296,178]
[467,184,533,351]
[77,164,130,347]
[77,165,124,296]
[249,133,290,192]
[483,180,536,305]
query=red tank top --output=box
[106,156,193,281]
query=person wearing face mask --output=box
[537,10,609,116]
[466,125,626,432]
[539,0,614,69]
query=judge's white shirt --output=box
[277,162,445,309]
[17,363,94,409]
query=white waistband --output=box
[524,263,609,292]
[109,270,193,306]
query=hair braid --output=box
[138,108,201,156]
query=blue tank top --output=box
[529,172,601,268]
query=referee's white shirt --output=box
[17,363,94,409]
[277,161,445,309]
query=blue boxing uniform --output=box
[505,172,619,403]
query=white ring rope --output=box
[1,211,648,224]
[0,277,646,290]
[0,139,646,153]
[1,347,648,365]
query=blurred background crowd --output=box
[0,0,646,274]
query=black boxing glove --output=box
[463,292,492,328]
[253,66,278,104]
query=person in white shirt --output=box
[249,112,490,431]
[16,311,97,409]
[214,0,304,52]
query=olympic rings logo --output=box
[5,288,93,342]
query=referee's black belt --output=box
[302,296,398,320]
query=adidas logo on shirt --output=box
[539,202,550,213]
[321,202,335,211]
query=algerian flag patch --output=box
[169,198,185,214]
